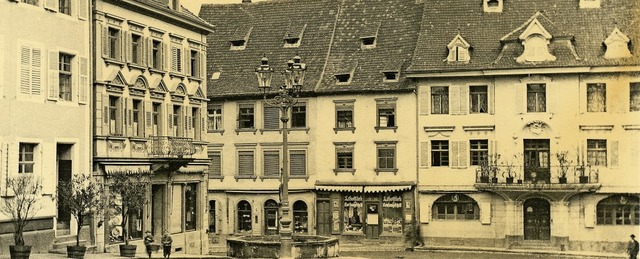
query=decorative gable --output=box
[483,0,502,13]
[516,18,556,63]
[604,27,632,60]
[446,33,471,63]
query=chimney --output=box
[242,0,251,3]
[172,0,180,10]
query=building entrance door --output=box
[316,200,331,236]
[524,139,550,183]
[264,199,279,235]
[151,184,165,239]
[56,144,73,235]
[365,203,380,239]
[523,198,550,240]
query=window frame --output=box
[335,143,355,172]
[432,194,480,220]
[290,103,307,129]
[335,101,355,130]
[376,103,396,129]
[289,149,307,176]
[107,27,121,60]
[262,150,280,177]
[469,85,488,114]
[586,83,606,113]
[58,0,71,15]
[469,140,488,166]
[431,140,449,167]
[132,99,143,137]
[587,139,607,167]
[630,82,640,112]
[184,183,197,231]
[431,86,449,114]
[237,150,255,177]
[18,143,36,174]
[130,33,143,65]
[237,200,253,233]
[237,103,255,130]
[597,195,640,226]
[151,102,161,136]
[58,53,73,101]
[151,39,163,70]
[526,83,546,113]
[207,104,223,132]
[208,150,222,177]
[375,142,397,173]
[108,95,122,136]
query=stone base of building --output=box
[0,229,55,255]
[423,236,503,249]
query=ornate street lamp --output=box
[255,54,306,259]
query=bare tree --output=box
[1,176,43,246]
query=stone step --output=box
[54,234,78,244]
[49,245,97,255]
[51,239,88,250]
[512,241,561,251]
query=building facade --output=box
[91,0,213,254]
[409,0,640,253]
[199,0,422,252]
[0,0,91,254]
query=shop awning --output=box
[363,185,412,193]
[104,165,151,175]
[316,185,363,192]
[178,165,208,173]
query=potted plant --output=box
[57,174,103,259]
[108,173,148,257]
[555,151,571,184]
[1,176,43,259]
[489,154,501,183]
[477,157,491,183]
[502,162,515,184]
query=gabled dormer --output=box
[516,17,557,63]
[334,62,357,85]
[604,27,632,59]
[360,22,381,49]
[446,33,471,63]
[483,0,503,13]
[283,23,306,48]
[230,26,252,50]
[579,0,600,9]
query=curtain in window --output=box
[587,83,606,112]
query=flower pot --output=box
[491,177,498,183]
[517,179,523,184]
[67,245,87,259]
[558,176,567,184]
[579,175,589,183]
[480,176,490,183]
[119,244,137,257]
[9,245,31,259]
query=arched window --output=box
[264,199,279,235]
[293,201,308,233]
[237,200,252,233]
[597,195,640,225]
[432,194,479,220]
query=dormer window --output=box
[335,73,352,84]
[231,40,246,48]
[516,18,556,63]
[230,26,252,51]
[446,33,471,63]
[283,24,306,48]
[483,0,502,13]
[360,22,380,49]
[383,72,398,82]
[604,27,632,60]
[361,37,376,48]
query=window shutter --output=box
[125,32,132,63]
[450,85,460,115]
[125,97,132,136]
[419,202,430,223]
[44,0,57,12]
[515,83,525,114]
[146,38,153,68]
[447,48,456,62]
[78,0,88,20]
[610,140,619,167]
[102,94,109,135]
[480,202,491,224]
[420,87,431,115]
[458,140,468,168]
[72,55,78,102]
[290,150,306,175]
[119,30,125,62]
[31,48,42,95]
[101,24,109,59]
[488,84,496,115]
[19,46,31,95]
[78,57,88,104]
[584,204,595,228]
[238,151,254,176]
[631,140,640,167]
[420,142,429,167]
[184,47,191,76]
[263,105,280,129]
[170,47,177,72]
[48,50,59,100]
[42,142,56,195]
[141,37,147,67]
[95,92,103,132]
[145,101,152,137]
[263,151,280,176]
[200,51,206,79]
[209,151,222,177]
[579,82,587,114]
[459,86,469,115]
[162,42,168,71]
[167,104,173,131]
[450,141,459,168]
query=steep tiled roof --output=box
[109,0,214,31]
[408,0,640,73]
[199,0,423,98]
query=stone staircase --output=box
[49,234,96,255]
[511,240,562,251]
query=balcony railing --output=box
[148,136,196,158]
[475,165,599,185]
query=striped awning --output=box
[178,165,208,173]
[105,165,151,175]
[364,185,412,193]
[315,185,363,192]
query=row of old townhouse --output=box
[0,0,638,256]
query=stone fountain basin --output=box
[227,235,339,258]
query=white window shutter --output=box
[450,85,460,115]
[119,30,125,62]
[488,84,496,115]
[419,202,430,223]
[184,47,191,76]
[200,51,206,79]
[31,48,42,95]
[162,42,168,71]
[48,51,59,100]
[458,141,468,168]
[420,86,430,115]
[546,83,556,113]
[459,85,469,115]
[584,204,595,228]
[78,57,88,104]
[78,0,88,20]
[420,142,429,168]
[610,140,619,167]
[480,202,491,224]
[145,101,152,137]
[19,46,32,95]
[101,24,109,59]
[146,37,153,68]
[579,82,587,114]
[125,32,132,63]
[450,141,459,168]
[141,37,147,67]
[44,0,58,12]
[42,143,56,195]
[515,83,525,114]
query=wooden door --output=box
[316,200,332,236]
[57,160,72,229]
[524,139,550,183]
[365,203,380,239]
[524,198,551,240]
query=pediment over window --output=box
[446,33,471,63]
[106,70,127,92]
[516,17,557,63]
[604,27,632,60]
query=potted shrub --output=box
[555,151,571,184]
[57,174,103,259]
[108,173,148,257]
[1,176,43,259]
[489,154,501,183]
[477,159,490,183]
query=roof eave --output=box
[108,0,215,34]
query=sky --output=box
[183,0,267,15]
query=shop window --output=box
[237,200,252,233]
[343,194,363,233]
[127,208,143,240]
[264,199,279,234]
[597,195,640,225]
[432,194,479,220]
[382,194,403,234]
[293,201,308,233]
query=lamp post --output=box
[255,54,306,259]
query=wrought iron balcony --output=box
[148,136,196,158]
[474,165,599,185]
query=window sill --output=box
[188,76,203,83]
[104,58,126,67]
[234,175,257,182]
[235,128,258,135]
[289,127,310,134]
[290,175,309,181]
[208,129,225,135]
[169,72,186,79]
[208,175,224,181]
[149,68,166,75]
[129,137,148,142]
[333,169,356,176]
[106,135,127,141]
[260,175,280,181]
[333,127,356,133]
[375,168,399,175]
[128,63,147,71]
[260,128,282,134]
[375,126,398,133]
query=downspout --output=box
[413,79,421,248]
